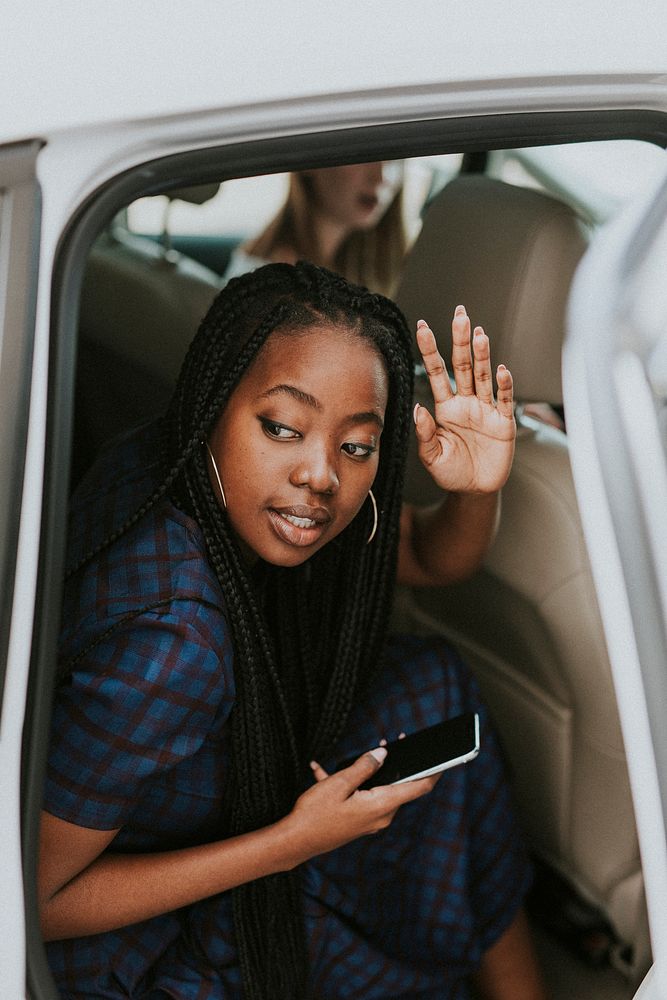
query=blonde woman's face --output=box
[304,162,402,232]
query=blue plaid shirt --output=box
[45,423,531,999]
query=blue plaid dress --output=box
[44,423,531,999]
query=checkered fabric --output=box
[44,423,531,999]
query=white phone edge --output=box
[391,712,480,785]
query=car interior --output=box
[60,132,667,999]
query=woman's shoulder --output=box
[221,246,271,285]
[69,420,163,530]
[221,245,303,287]
[63,421,225,628]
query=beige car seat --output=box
[74,184,222,483]
[395,174,649,978]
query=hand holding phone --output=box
[336,712,480,790]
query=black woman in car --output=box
[40,263,547,1000]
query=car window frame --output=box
[564,163,667,998]
[0,141,41,711]
[0,137,42,998]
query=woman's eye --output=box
[260,418,300,440]
[342,442,376,458]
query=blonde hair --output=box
[246,171,408,297]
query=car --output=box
[2,4,667,997]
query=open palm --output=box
[414,307,516,494]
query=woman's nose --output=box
[289,447,340,495]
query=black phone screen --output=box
[337,711,480,789]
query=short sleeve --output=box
[44,599,234,831]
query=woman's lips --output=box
[268,505,332,547]
[358,193,379,212]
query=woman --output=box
[229,162,563,430]
[40,263,545,999]
[224,162,408,295]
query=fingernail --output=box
[413,402,420,424]
[369,747,387,763]
[455,305,466,315]
[309,760,318,769]
[497,364,506,371]
[417,319,428,328]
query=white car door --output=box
[0,140,43,997]
[564,162,667,1000]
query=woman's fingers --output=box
[472,326,494,405]
[496,364,514,419]
[413,402,441,468]
[334,747,387,795]
[416,309,513,416]
[416,320,453,405]
[331,746,436,806]
[391,772,441,803]
[309,760,330,783]
[293,749,439,857]
[450,305,475,396]
[378,732,405,746]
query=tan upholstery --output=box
[395,176,650,977]
[397,175,588,404]
[79,228,220,386]
[74,188,222,483]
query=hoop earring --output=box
[366,489,378,545]
[205,441,227,510]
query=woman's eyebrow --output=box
[260,384,321,409]
[348,411,384,430]
[260,384,384,429]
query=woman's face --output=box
[303,162,402,232]
[207,324,389,567]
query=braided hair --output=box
[70,261,415,999]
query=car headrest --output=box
[165,183,221,205]
[395,175,589,404]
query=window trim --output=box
[0,137,43,997]
[0,140,41,711]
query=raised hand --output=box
[414,307,515,495]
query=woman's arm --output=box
[396,309,515,587]
[39,748,438,941]
[397,493,499,587]
[38,810,298,941]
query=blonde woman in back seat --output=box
[223,161,409,296]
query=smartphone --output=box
[337,712,480,789]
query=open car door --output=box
[0,140,42,995]
[564,159,667,1000]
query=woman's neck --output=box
[248,200,352,269]
[306,211,349,268]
